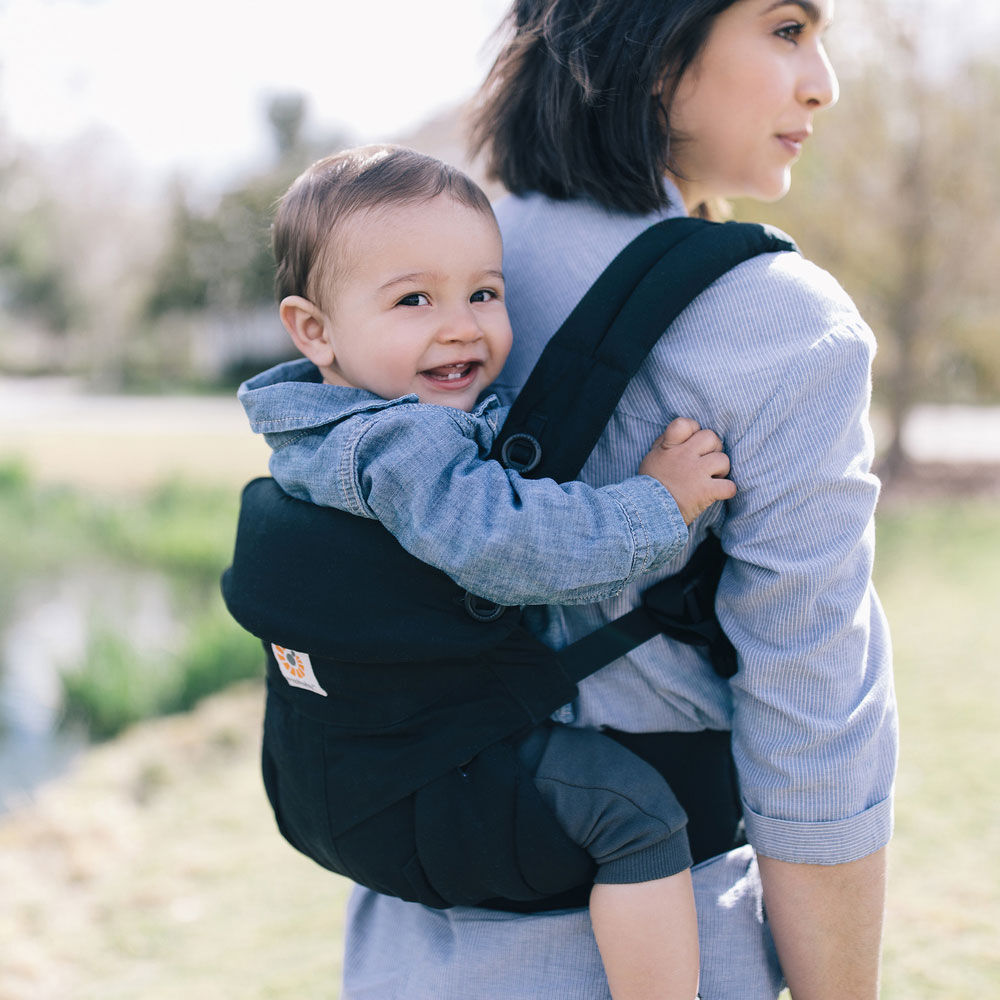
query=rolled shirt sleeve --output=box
[716,278,897,864]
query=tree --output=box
[144,93,351,322]
[0,164,82,333]
[144,176,283,319]
[266,93,308,160]
[738,2,1000,480]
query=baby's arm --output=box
[639,417,737,523]
[271,406,734,607]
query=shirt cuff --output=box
[607,476,689,575]
[743,794,894,865]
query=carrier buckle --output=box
[500,433,542,473]
[463,591,508,622]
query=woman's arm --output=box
[759,850,887,1000]
[719,297,896,860]
[710,261,896,988]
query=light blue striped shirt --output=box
[489,189,897,862]
[341,184,897,998]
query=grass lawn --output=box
[0,486,997,998]
[0,684,354,1000]
[875,499,1000,997]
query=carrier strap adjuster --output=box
[499,433,542,473]
[463,591,508,622]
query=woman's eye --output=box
[397,293,429,307]
[775,21,806,43]
[470,288,498,303]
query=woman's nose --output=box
[799,42,839,110]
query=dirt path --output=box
[0,683,353,1000]
[0,378,270,493]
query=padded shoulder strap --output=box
[491,218,796,484]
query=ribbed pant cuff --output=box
[594,828,693,884]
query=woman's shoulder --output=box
[633,240,878,420]
[662,241,878,390]
[495,193,667,280]
[720,244,872,350]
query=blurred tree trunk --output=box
[880,27,931,482]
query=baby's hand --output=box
[638,417,736,524]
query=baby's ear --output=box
[279,295,335,368]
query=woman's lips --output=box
[776,130,810,156]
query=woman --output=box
[341,1,897,997]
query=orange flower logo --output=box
[270,643,328,697]
[273,644,306,680]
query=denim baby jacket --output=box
[238,357,689,607]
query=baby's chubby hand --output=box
[638,417,737,524]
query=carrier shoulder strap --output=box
[490,217,797,681]
[490,217,796,483]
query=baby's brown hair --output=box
[273,145,495,311]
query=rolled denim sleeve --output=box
[348,405,689,606]
[717,317,897,864]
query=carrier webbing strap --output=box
[554,606,661,683]
[555,532,736,683]
[491,218,796,484]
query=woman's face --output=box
[666,0,838,209]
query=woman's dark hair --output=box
[273,144,495,309]
[469,0,737,214]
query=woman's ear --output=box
[279,295,336,368]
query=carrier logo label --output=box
[271,644,328,697]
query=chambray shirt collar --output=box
[238,357,503,435]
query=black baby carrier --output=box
[221,217,796,911]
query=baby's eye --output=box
[470,288,499,303]
[775,21,805,43]
[396,292,429,307]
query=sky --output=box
[2,0,998,190]
[0,0,509,186]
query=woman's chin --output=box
[757,171,793,203]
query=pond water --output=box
[0,568,180,812]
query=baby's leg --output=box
[520,725,699,1000]
[591,873,699,1000]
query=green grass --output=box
[874,499,1000,997]
[2,459,997,995]
[0,458,241,578]
[59,615,261,740]
[0,459,262,739]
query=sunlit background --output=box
[0,0,508,182]
[1,1,998,997]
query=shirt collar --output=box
[238,358,502,433]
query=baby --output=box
[239,144,735,1000]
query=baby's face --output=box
[316,195,512,411]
